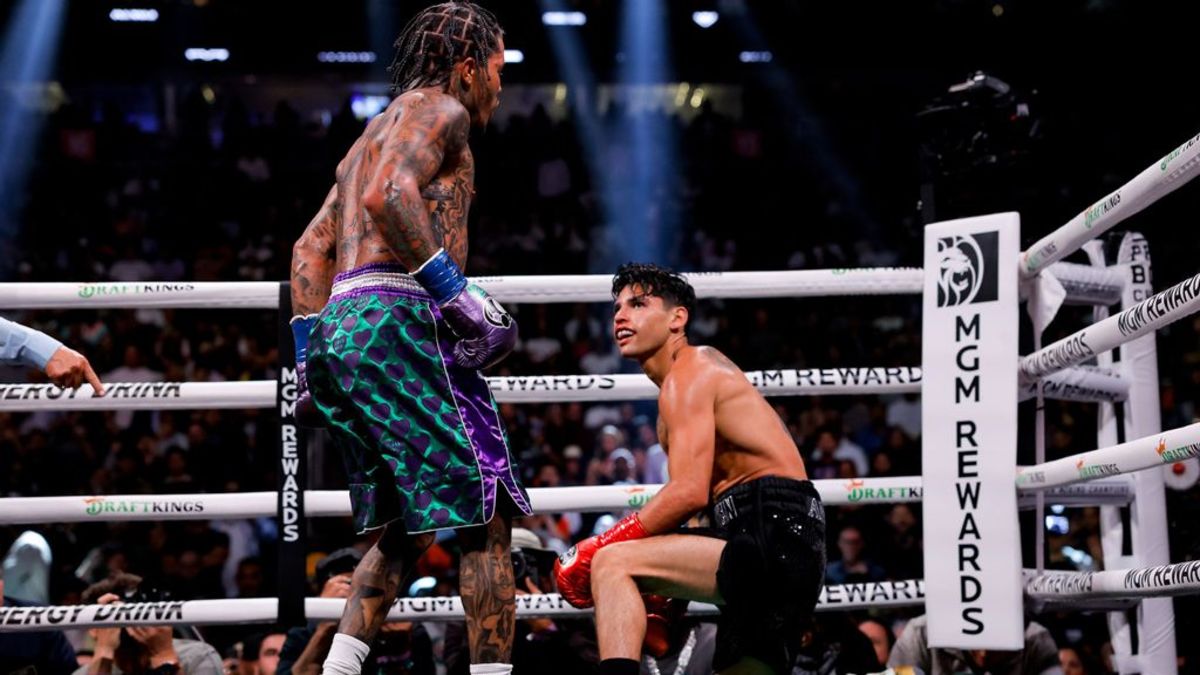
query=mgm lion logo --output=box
[936,232,998,307]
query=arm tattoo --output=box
[372,97,471,270]
[290,184,340,315]
[458,516,515,663]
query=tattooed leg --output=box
[458,512,515,663]
[338,525,434,644]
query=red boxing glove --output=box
[642,594,687,658]
[554,513,649,609]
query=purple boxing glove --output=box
[412,249,517,370]
[289,314,326,428]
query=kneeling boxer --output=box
[555,263,827,675]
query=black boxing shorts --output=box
[705,476,827,674]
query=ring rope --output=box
[0,259,1127,311]
[1020,269,1200,380]
[0,580,928,632]
[1020,129,1200,278]
[1017,420,1200,490]
[0,364,1129,413]
[6,559,1199,633]
[0,478,1133,525]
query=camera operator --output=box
[74,574,222,675]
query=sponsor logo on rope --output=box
[819,580,925,606]
[0,602,185,627]
[0,383,182,401]
[937,233,998,307]
[1026,573,1094,595]
[1083,192,1121,229]
[400,593,616,618]
[1023,377,1125,403]
[489,376,617,392]
[1123,561,1200,591]
[1023,242,1058,275]
[77,283,196,299]
[625,486,659,509]
[843,479,922,503]
[1160,132,1200,172]
[1115,273,1200,337]
[1076,458,1121,480]
[751,367,921,389]
[1024,331,1095,377]
[1015,470,1046,486]
[83,497,204,516]
[1156,436,1200,463]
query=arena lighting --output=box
[614,0,676,265]
[108,8,159,22]
[691,11,719,28]
[503,49,524,64]
[537,0,608,254]
[541,11,586,26]
[0,0,67,280]
[738,50,773,63]
[184,48,229,62]
[316,51,377,63]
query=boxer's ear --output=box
[669,305,689,333]
[459,57,477,90]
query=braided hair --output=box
[387,2,504,95]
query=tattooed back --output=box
[334,88,475,273]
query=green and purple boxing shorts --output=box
[306,262,532,534]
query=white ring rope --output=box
[0,269,924,310]
[1018,365,1128,403]
[1020,130,1200,278]
[1032,261,1126,307]
[0,259,1124,311]
[0,581,928,632]
[1019,270,1200,381]
[1016,421,1200,490]
[0,364,1128,412]
[0,478,1133,525]
[7,560,1200,632]
[1025,560,1200,602]
[0,381,276,411]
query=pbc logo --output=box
[936,232,999,307]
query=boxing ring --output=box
[0,128,1198,673]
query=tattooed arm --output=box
[362,95,468,270]
[288,183,339,426]
[365,94,518,371]
[290,183,340,316]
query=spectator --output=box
[857,619,892,668]
[888,615,1062,675]
[1058,646,1087,675]
[75,573,223,675]
[0,549,77,675]
[825,526,885,585]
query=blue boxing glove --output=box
[289,314,325,427]
[412,249,517,370]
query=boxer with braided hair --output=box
[288,4,528,674]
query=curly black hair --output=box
[387,2,504,95]
[612,262,696,331]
